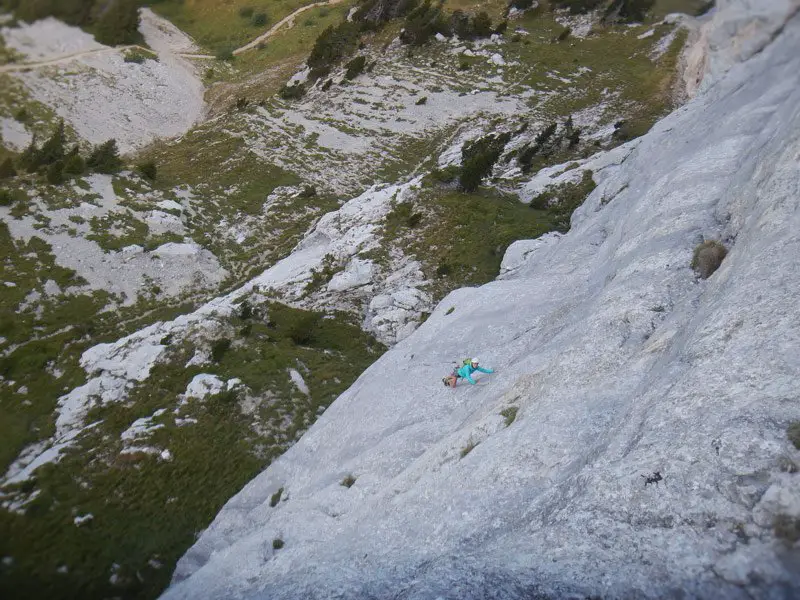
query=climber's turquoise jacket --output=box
[456,363,493,385]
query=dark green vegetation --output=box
[381,187,559,296]
[0,302,384,600]
[691,239,727,279]
[1,0,143,46]
[529,171,598,232]
[787,421,800,450]
[11,120,124,185]
[500,406,518,427]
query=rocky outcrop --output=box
[162,2,800,599]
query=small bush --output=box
[124,48,157,64]
[63,149,86,176]
[788,421,800,450]
[286,313,321,345]
[773,514,800,544]
[14,107,29,123]
[344,55,367,80]
[210,338,232,363]
[386,201,422,229]
[279,83,306,100]
[238,301,253,320]
[556,26,572,42]
[215,47,235,61]
[298,185,317,198]
[0,190,12,207]
[239,6,254,18]
[691,240,727,279]
[603,0,656,23]
[472,11,493,38]
[0,157,16,179]
[556,0,605,14]
[137,160,157,181]
[46,161,64,185]
[415,96,427,106]
[501,406,518,427]
[460,438,478,458]
[269,487,284,507]
[427,165,460,185]
[445,306,455,315]
[252,12,268,27]
[272,538,284,550]
[321,79,333,91]
[341,474,356,488]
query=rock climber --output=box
[444,358,494,388]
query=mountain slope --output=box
[162,3,800,599]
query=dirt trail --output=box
[0,0,349,71]
[0,45,136,73]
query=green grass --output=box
[383,187,555,298]
[152,0,350,55]
[0,300,384,600]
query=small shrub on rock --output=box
[691,240,727,279]
[415,96,428,105]
[272,538,284,550]
[137,160,157,181]
[773,514,800,544]
[0,157,16,179]
[210,338,232,363]
[501,406,518,427]
[341,474,356,488]
[344,55,367,80]
[298,185,317,198]
[787,421,800,450]
[279,83,306,100]
[269,487,284,507]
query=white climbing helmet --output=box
[471,358,480,365]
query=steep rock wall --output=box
[162,3,800,599]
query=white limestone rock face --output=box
[162,6,800,600]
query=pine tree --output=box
[0,157,16,179]
[87,139,123,174]
[63,146,86,176]
[38,120,66,166]
[46,160,65,185]
[19,135,41,173]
